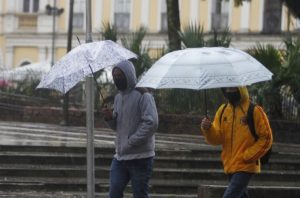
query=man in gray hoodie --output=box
[102,60,158,198]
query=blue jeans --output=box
[109,157,153,198]
[223,172,253,198]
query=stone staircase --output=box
[0,121,300,197]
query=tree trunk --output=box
[166,0,181,51]
[282,0,300,19]
[62,0,74,126]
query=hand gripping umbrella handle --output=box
[204,90,208,117]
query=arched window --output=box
[20,61,31,66]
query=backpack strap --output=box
[219,103,228,125]
[246,102,259,141]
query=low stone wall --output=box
[0,106,106,128]
[0,106,300,144]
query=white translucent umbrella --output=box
[0,61,51,81]
[137,47,273,89]
[37,40,137,93]
[136,47,273,115]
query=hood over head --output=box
[238,86,249,102]
[221,86,249,105]
[113,60,137,91]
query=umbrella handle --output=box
[204,90,208,117]
[88,64,104,101]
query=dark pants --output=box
[109,157,153,198]
[223,172,253,198]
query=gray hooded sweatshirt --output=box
[108,60,158,161]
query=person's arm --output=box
[200,105,225,145]
[127,93,158,147]
[105,111,117,130]
[101,97,118,130]
[243,106,273,163]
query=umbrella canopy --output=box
[37,40,137,93]
[0,61,51,81]
[136,47,273,89]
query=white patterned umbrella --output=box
[137,47,273,89]
[0,61,51,81]
[37,40,137,93]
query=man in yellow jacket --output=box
[201,87,273,198]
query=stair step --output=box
[198,185,300,198]
[0,121,300,197]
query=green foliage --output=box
[248,44,284,118]
[179,24,231,48]
[101,22,117,42]
[179,24,205,48]
[206,28,231,47]
[282,36,300,103]
[121,26,152,78]
[249,44,283,79]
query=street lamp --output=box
[46,0,64,66]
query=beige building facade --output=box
[0,0,299,69]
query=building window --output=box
[211,0,229,30]
[73,13,84,29]
[114,0,131,32]
[18,15,38,29]
[161,0,168,32]
[73,0,84,29]
[263,0,282,33]
[23,0,39,13]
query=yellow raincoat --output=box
[201,87,273,174]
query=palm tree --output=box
[179,24,205,48]
[121,26,152,78]
[233,0,299,19]
[281,0,300,18]
[179,24,231,48]
[166,0,181,51]
[101,22,117,42]
[249,44,284,119]
[206,28,231,47]
[282,36,300,104]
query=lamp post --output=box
[46,0,64,66]
[62,0,74,127]
[85,0,95,197]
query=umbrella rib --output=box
[88,64,104,101]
